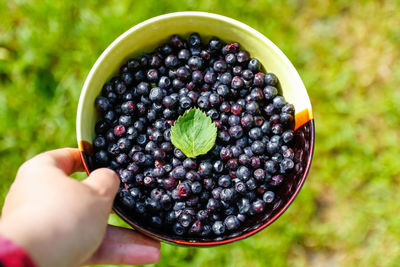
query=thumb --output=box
[83,168,120,200]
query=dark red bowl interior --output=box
[79,119,314,246]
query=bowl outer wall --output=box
[76,11,314,245]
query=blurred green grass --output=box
[1,0,400,266]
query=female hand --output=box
[0,148,161,267]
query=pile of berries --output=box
[92,33,295,237]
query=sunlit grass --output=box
[1,1,400,266]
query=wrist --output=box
[0,215,38,265]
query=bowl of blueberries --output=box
[76,11,315,246]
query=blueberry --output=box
[143,176,156,187]
[95,96,111,113]
[127,59,140,70]
[118,115,132,126]
[236,166,251,181]
[237,198,250,214]
[153,148,166,160]
[185,170,200,181]
[188,56,204,70]
[95,120,109,134]
[172,166,186,180]
[135,201,146,214]
[176,48,189,61]
[264,72,278,86]
[127,162,139,174]
[148,87,163,102]
[253,72,265,86]
[222,43,239,54]
[252,199,265,213]
[270,174,284,186]
[238,154,250,166]
[232,65,243,76]
[201,224,212,237]
[173,222,186,235]
[273,96,286,109]
[190,221,203,235]
[283,148,294,159]
[282,130,294,143]
[117,137,132,152]
[242,69,254,80]
[217,85,229,97]
[115,82,127,95]
[120,191,135,209]
[218,175,231,188]
[189,33,201,47]
[135,82,149,95]
[213,59,227,72]
[157,76,171,89]
[241,114,254,128]
[162,177,177,190]
[250,156,261,169]
[150,54,162,67]
[224,215,240,230]
[197,96,210,109]
[170,34,184,48]
[206,109,219,120]
[246,178,257,191]
[266,141,280,155]
[271,124,283,135]
[225,53,236,64]
[280,158,294,173]
[196,210,208,222]
[204,70,217,84]
[93,135,107,150]
[177,182,191,198]
[192,70,203,84]
[249,127,262,140]
[237,50,250,63]
[263,191,275,203]
[212,221,226,235]
[220,147,233,160]
[136,134,147,145]
[244,146,254,157]
[206,198,220,211]
[212,160,224,173]
[248,58,260,72]
[254,168,265,182]
[228,115,240,126]
[176,66,191,81]
[246,101,259,115]
[162,54,177,68]
[199,162,213,177]
[203,178,215,191]
[94,150,108,166]
[221,188,234,202]
[209,37,223,52]
[231,76,244,89]
[191,181,202,194]
[219,72,232,85]
[209,93,220,106]
[251,141,265,155]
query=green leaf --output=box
[170,108,217,158]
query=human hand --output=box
[0,148,160,267]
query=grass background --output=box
[1,0,400,266]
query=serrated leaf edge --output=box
[170,108,217,158]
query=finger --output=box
[85,225,161,266]
[83,168,120,200]
[31,148,85,175]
